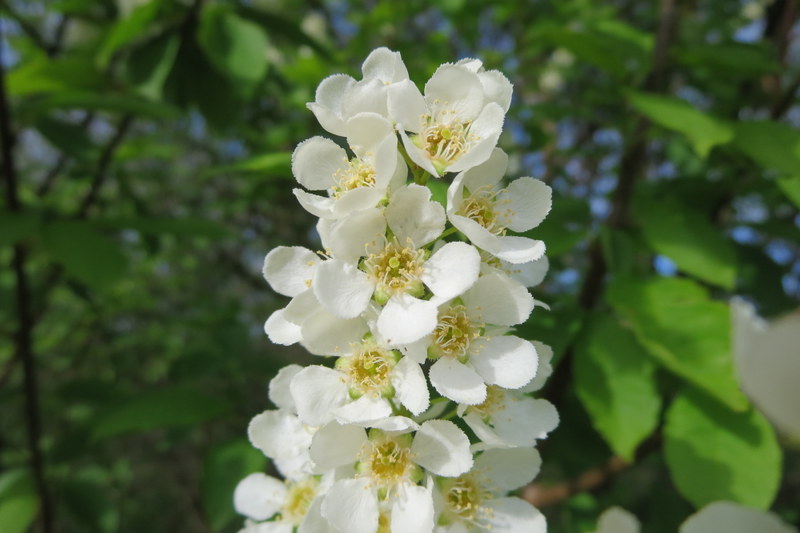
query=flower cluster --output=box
[234,48,558,533]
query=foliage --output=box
[0,0,798,532]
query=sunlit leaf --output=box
[665,388,781,509]
[734,121,800,175]
[0,470,38,533]
[204,152,292,178]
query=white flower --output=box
[289,335,429,427]
[388,63,508,177]
[292,112,406,219]
[308,47,409,136]
[401,272,537,405]
[434,448,546,533]
[480,250,549,288]
[459,385,559,449]
[309,420,473,533]
[447,148,551,264]
[732,299,800,439]
[589,507,640,533]
[234,473,333,533]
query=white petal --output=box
[362,47,408,82]
[593,507,642,533]
[470,335,537,389]
[317,207,386,263]
[292,136,349,191]
[268,364,303,411]
[450,214,545,264]
[398,128,440,176]
[308,73,355,136]
[429,357,487,405]
[333,187,385,217]
[346,112,396,159]
[264,309,302,346]
[478,69,513,111]
[503,255,549,288]
[388,79,427,133]
[233,473,286,521]
[520,341,553,393]
[680,501,797,533]
[248,411,312,460]
[392,357,430,416]
[499,177,552,233]
[394,336,430,364]
[310,422,366,472]
[421,242,480,300]
[425,64,484,122]
[463,272,534,326]
[475,448,542,492]
[370,416,420,432]
[290,365,348,427]
[343,78,389,118]
[301,307,368,356]
[298,497,335,533]
[484,497,547,533]
[411,420,473,477]
[446,103,505,173]
[391,483,434,533]
[489,396,560,445]
[454,147,507,193]
[263,246,319,297]
[321,479,378,533]
[385,184,446,246]
[334,395,392,425]
[256,521,293,533]
[377,294,438,345]
[462,412,509,450]
[313,259,374,319]
[293,189,336,219]
[283,289,319,325]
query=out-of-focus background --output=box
[1,0,799,532]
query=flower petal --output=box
[233,473,286,521]
[293,189,336,219]
[263,246,319,297]
[680,501,797,533]
[291,365,348,427]
[520,341,553,393]
[321,479,378,533]
[421,241,480,300]
[317,207,386,263]
[502,255,549,288]
[346,112,396,159]
[463,273,534,326]
[385,184,446,247]
[452,147,507,193]
[310,422,366,472]
[499,177,552,233]
[392,357,430,416]
[425,64,484,122]
[446,103,505,173]
[361,47,408,82]
[475,448,542,492]
[264,308,302,346]
[301,307,368,356]
[388,79,427,133]
[470,335,537,389]
[292,136,349,191]
[313,259,374,319]
[479,69,513,111]
[377,293,438,345]
[248,410,312,460]
[268,364,303,411]
[307,74,355,136]
[429,357,486,405]
[334,395,392,425]
[411,420,473,477]
[592,507,641,533]
[484,497,547,533]
[391,483,434,533]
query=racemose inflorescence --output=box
[233,48,559,533]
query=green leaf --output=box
[41,220,127,290]
[92,386,232,440]
[0,470,38,533]
[777,176,800,209]
[607,277,747,410]
[96,0,164,67]
[516,301,584,366]
[7,54,103,96]
[20,91,181,120]
[237,5,333,60]
[95,216,229,238]
[426,179,448,208]
[203,152,292,178]
[59,478,118,533]
[677,42,780,78]
[528,196,590,258]
[664,388,781,509]
[35,116,97,160]
[197,5,269,92]
[733,121,800,174]
[629,92,733,157]
[633,194,737,289]
[574,313,661,461]
[202,439,267,532]
[126,31,181,101]
[0,211,39,248]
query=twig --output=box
[523,456,629,508]
[0,19,54,533]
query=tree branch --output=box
[0,20,54,533]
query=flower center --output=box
[332,158,376,198]
[336,339,400,399]
[428,304,482,361]
[282,478,319,524]
[357,432,419,490]
[413,106,477,174]
[362,239,426,304]
[458,185,510,236]
[442,474,491,523]
[470,385,506,419]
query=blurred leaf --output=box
[600,226,646,277]
[736,245,798,318]
[197,5,269,93]
[35,116,97,160]
[664,388,781,509]
[630,92,733,157]
[204,152,292,178]
[59,478,118,533]
[7,54,103,95]
[20,91,181,120]
[92,386,232,440]
[41,220,127,290]
[517,301,584,366]
[633,194,737,289]
[126,31,181,100]
[97,0,164,66]
[238,5,333,60]
[777,176,800,209]
[96,216,229,238]
[0,470,38,533]
[734,121,800,175]
[0,211,39,247]
[575,313,661,461]
[607,277,747,410]
[677,42,779,78]
[202,438,268,532]
[528,196,590,258]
